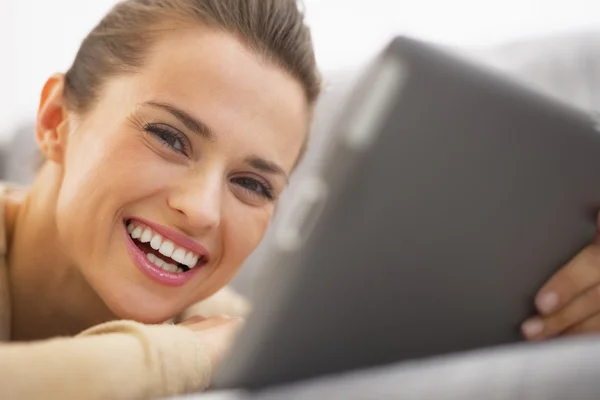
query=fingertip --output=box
[521,317,544,339]
[179,315,208,325]
[535,291,559,315]
[218,315,246,326]
[221,315,243,320]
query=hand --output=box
[521,213,600,340]
[178,315,244,369]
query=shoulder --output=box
[1,182,29,253]
[0,182,22,340]
[0,181,29,215]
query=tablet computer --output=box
[214,36,600,390]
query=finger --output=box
[534,243,600,315]
[178,315,208,326]
[182,316,243,331]
[194,318,245,369]
[522,284,600,340]
[563,312,600,336]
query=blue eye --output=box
[145,123,189,155]
[232,177,274,201]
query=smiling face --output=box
[43,28,309,323]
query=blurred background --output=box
[1,0,599,294]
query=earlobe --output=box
[36,74,69,164]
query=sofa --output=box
[184,336,600,399]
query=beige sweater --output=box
[0,185,250,399]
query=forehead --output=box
[123,27,309,170]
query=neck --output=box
[6,164,115,341]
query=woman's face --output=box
[46,28,309,323]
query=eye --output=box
[231,176,275,201]
[144,123,189,155]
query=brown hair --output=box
[64,0,321,115]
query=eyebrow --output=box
[245,156,288,182]
[144,101,214,141]
[143,101,287,181]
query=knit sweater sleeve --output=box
[0,286,250,399]
[0,320,212,399]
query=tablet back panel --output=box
[215,36,600,389]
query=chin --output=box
[95,279,188,324]
[110,302,176,324]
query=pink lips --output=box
[123,219,206,287]
[133,217,210,258]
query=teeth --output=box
[145,253,179,273]
[150,234,163,250]
[140,228,152,243]
[164,263,178,273]
[183,252,196,268]
[131,227,143,240]
[159,241,175,258]
[129,221,204,270]
[171,248,186,264]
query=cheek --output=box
[61,127,176,201]
[220,202,272,272]
[55,131,119,248]
[54,128,176,252]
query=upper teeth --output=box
[127,222,201,270]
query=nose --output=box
[167,171,222,233]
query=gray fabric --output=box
[176,336,600,399]
[2,123,37,185]
[472,30,600,112]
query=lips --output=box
[123,218,209,287]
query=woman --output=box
[1,0,599,398]
[0,0,319,398]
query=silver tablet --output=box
[214,36,600,390]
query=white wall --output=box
[306,0,600,72]
[1,0,599,139]
[0,0,117,139]
[0,1,17,140]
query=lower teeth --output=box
[146,253,182,273]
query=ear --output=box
[36,73,70,164]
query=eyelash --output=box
[140,120,275,202]
[231,176,275,201]
[144,123,190,156]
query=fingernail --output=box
[222,315,244,322]
[536,292,559,314]
[522,318,544,338]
